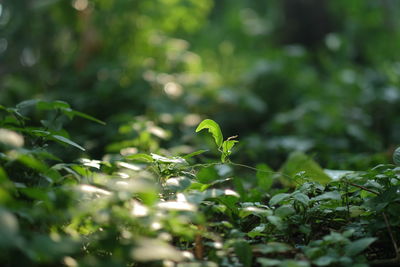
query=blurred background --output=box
[1,0,400,170]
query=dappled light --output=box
[79,184,111,196]
[0,129,24,148]
[164,82,183,98]
[2,0,400,266]
[131,238,184,262]
[157,201,197,212]
[131,200,149,217]
[72,0,89,11]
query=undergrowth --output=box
[1,100,400,267]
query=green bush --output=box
[1,103,400,266]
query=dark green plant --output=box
[2,105,400,266]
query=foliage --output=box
[1,0,400,169]
[1,105,400,266]
[195,119,238,163]
[2,1,400,266]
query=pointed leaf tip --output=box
[195,119,223,148]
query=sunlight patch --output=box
[0,129,24,147]
[224,189,240,197]
[131,200,149,217]
[117,161,141,171]
[72,0,88,11]
[157,201,197,212]
[131,238,184,262]
[164,82,183,98]
[79,184,111,196]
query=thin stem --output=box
[345,181,379,195]
[187,160,299,184]
[345,181,399,261]
[229,161,299,182]
[344,181,350,220]
[383,212,399,259]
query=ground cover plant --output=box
[1,100,400,266]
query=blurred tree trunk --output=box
[281,0,334,48]
[75,7,102,70]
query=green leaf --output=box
[239,206,273,218]
[234,240,253,267]
[196,119,223,148]
[18,154,49,172]
[269,193,290,206]
[0,167,13,203]
[36,100,70,110]
[185,188,239,204]
[197,166,219,184]
[267,215,283,228]
[30,129,51,137]
[257,258,281,267]
[151,153,187,164]
[313,191,341,202]
[165,176,192,191]
[247,224,267,237]
[279,151,331,186]
[20,188,51,202]
[27,129,86,152]
[313,256,334,266]
[280,260,310,267]
[36,100,105,125]
[30,234,79,261]
[345,237,376,256]
[393,146,400,165]
[51,135,85,151]
[222,140,238,154]
[221,139,238,162]
[275,205,295,218]
[0,167,9,184]
[16,99,39,110]
[205,188,240,199]
[125,153,154,163]
[293,192,310,206]
[254,242,292,254]
[183,149,208,160]
[349,206,364,217]
[66,110,106,125]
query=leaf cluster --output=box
[1,107,400,267]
